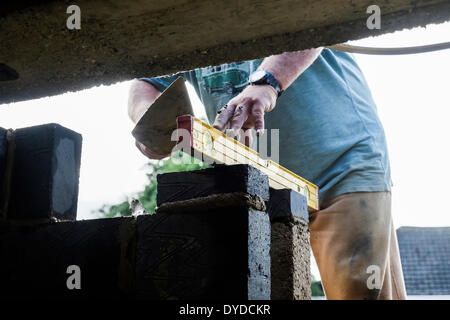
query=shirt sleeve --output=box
[139,73,182,92]
[139,71,189,92]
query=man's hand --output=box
[128,79,170,159]
[212,84,278,146]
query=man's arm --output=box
[213,48,323,140]
[259,48,323,92]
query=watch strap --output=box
[250,70,283,97]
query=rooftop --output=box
[397,226,450,295]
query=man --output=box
[127,47,407,299]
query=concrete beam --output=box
[1,0,449,104]
[0,129,7,190]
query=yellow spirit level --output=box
[177,115,319,212]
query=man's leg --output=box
[309,192,407,299]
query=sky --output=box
[0,22,449,229]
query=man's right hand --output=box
[128,79,162,123]
[128,79,170,160]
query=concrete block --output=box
[0,217,135,299]
[135,206,270,300]
[7,123,82,220]
[267,188,311,300]
[156,164,269,206]
[267,188,308,222]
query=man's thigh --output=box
[309,191,392,299]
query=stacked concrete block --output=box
[267,188,311,300]
[150,164,271,300]
[0,151,312,299]
[6,123,82,220]
[135,206,270,300]
[0,123,87,297]
[156,164,269,205]
[0,164,273,299]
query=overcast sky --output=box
[0,22,449,229]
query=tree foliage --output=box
[311,274,325,296]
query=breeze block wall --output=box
[1,156,312,299]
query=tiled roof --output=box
[397,227,450,295]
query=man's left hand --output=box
[212,84,277,146]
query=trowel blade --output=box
[132,77,194,156]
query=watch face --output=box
[249,70,266,83]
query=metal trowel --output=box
[131,77,194,155]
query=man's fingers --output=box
[213,104,236,131]
[229,104,250,137]
[252,102,265,136]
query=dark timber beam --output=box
[1,0,449,104]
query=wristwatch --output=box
[248,70,283,97]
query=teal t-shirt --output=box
[141,48,392,205]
